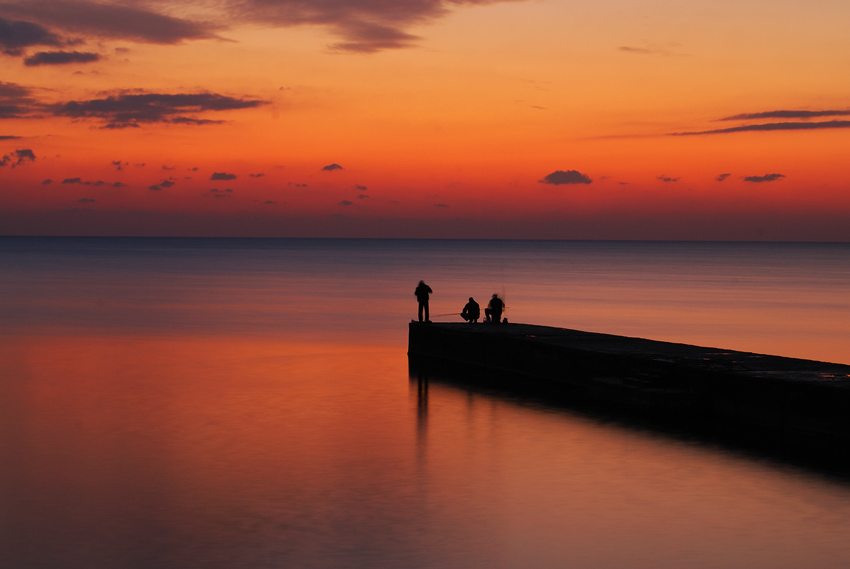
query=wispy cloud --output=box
[23,50,100,66]
[223,0,523,53]
[718,110,850,121]
[322,163,343,172]
[2,0,524,54]
[211,172,237,180]
[0,1,221,45]
[50,91,266,129]
[716,173,731,182]
[672,108,850,135]
[672,120,850,136]
[617,43,686,57]
[0,81,39,118]
[657,175,680,182]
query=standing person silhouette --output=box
[414,280,432,322]
[485,293,504,324]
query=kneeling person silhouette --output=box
[461,297,480,323]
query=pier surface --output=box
[409,322,850,460]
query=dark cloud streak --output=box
[672,120,850,135]
[51,92,266,128]
[24,50,100,66]
[0,0,220,45]
[0,81,39,118]
[0,15,62,54]
[719,110,850,121]
[744,173,785,183]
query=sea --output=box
[1,237,850,568]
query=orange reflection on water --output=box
[1,334,418,567]
[4,331,850,568]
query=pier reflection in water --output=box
[409,358,850,569]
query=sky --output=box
[1,0,849,240]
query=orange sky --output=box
[2,0,850,239]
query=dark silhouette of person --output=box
[461,297,480,323]
[484,294,504,324]
[414,280,432,322]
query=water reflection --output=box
[408,357,850,569]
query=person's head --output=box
[419,280,426,285]
[492,293,498,298]
[469,297,474,302]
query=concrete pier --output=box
[409,322,850,461]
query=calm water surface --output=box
[2,237,850,568]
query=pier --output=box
[408,322,850,462]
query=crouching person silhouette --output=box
[461,297,480,323]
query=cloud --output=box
[672,120,850,135]
[743,173,785,183]
[111,160,127,170]
[23,50,100,66]
[322,163,343,171]
[0,147,34,166]
[51,91,267,129]
[657,175,680,182]
[355,184,368,191]
[0,135,21,139]
[60,176,125,186]
[328,21,418,53]
[221,0,520,53]
[0,81,39,118]
[170,116,223,125]
[716,173,731,182]
[4,0,523,54]
[263,200,277,204]
[719,110,850,121]
[158,178,175,187]
[339,200,353,206]
[618,46,656,55]
[0,15,63,55]
[207,188,233,197]
[0,1,221,45]
[42,178,52,184]
[434,203,449,208]
[539,170,592,185]
[249,172,264,178]
[148,184,162,191]
[617,43,684,57]
[211,172,236,180]
[77,197,95,203]
[357,194,369,199]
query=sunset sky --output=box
[2,0,849,239]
